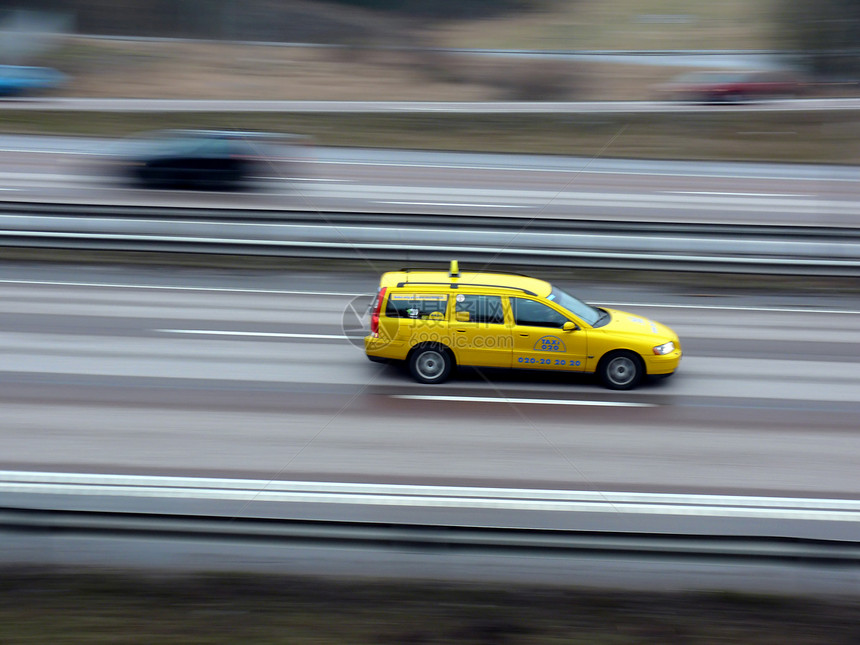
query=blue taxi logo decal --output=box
[629,315,659,334]
[534,336,566,352]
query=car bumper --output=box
[645,349,682,375]
[365,336,407,361]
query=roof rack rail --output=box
[394,281,536,297]
[398,267,533,278]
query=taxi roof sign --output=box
[449,260,460,278]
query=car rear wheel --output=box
[598,351,643,390]
[408,345,453,385]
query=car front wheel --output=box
[598,351,643,390]
[408,345,453,385]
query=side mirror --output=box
[562,321,578,332]
[455,311,471,322]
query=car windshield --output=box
[546,286,605,327]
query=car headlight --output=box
[653,341,675,355]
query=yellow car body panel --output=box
[581,308,682,374]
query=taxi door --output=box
[509,296,587,371]
[450,293,511,368]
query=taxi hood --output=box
[598,307,676,340]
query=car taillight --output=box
[370,286,386,337]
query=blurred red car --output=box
[657,70,806,103]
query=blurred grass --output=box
[1,109,859,163]
[431,0,776,51]
[35,34,859,105]
[1,571,858,645]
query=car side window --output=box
[455,294,505,324]
[511,297,569,328]
[197,138,231,157]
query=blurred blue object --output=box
[0,64,65,96]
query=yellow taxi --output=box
[365,262,681,389]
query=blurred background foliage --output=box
[2,1,859,81]
[325,0,540,19]
[776,0,860,78]
[0,0,860,83]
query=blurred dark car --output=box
[657,70,806,103]
[121,129,305,190]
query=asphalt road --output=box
[0,137,857,227]
[2,264,858,590]
[2,265,858,499]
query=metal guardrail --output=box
[6,97,860,114]
[2,201,859,276]
[4,507,859,564]
[4,472,859,586]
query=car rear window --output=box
[385,294,449,320]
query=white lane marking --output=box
[289,177,350,182]
[379,201,527,208]
[664,191,810,197]
[3,471,859,522]
[311,159,859,182]
[598,301,860,315]
[317,185,857,214]
[157,329,351,340]
[392,394,653,408]
[1,280,859,315]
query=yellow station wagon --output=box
[365,262,681,389]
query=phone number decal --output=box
[517,357,581,366]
